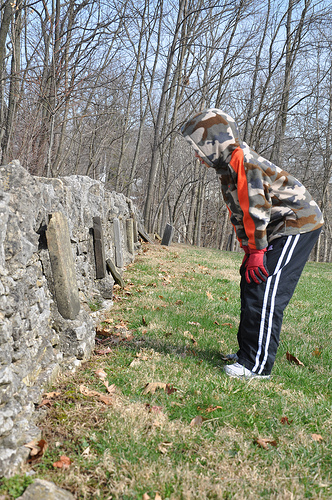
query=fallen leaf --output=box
[43,391,60,399]
[142,316,147,325]
[53,455,71,469]
[221,323,233,327]
[37,399,52,408]
[311,434,323,442]
[190,415,205,427]
[99,395,113,405]
[142,494,151,500]
[280,416,292,425]
[95,368,107,381]
[205,405,222,413]
[286,351,304,366]
[105,383,117,395]
[206,291,214,300]
[255,438,277,450]
[312,348,322,357]
[142,382,177,395]
[80,385,102,398]
[165,384,177,395]
[158,441,173,454]
[214,321,219,325]
[184,331,197,345]
[155,494,162,500]
[189,321,200,326]
[25,439,48,463]
[96,327,112,337]
[80,384,114,405]
[175,300,183,305]
[142,382,167,395]
[103,318,114,324]
[145,404,163,413]
[81,446,90,457]
[95,347,113,355]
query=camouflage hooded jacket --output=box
[181,108,323,250]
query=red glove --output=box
[245,248,269,284]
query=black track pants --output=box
[236,228,322,375]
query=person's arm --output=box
[229,147,272,251]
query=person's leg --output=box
[235,228,321,376]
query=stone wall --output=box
[0,161,140,476]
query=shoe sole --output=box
[224,367,270,380]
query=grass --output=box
[1,242,331,499]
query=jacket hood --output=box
[181,108,242,168]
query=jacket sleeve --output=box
[229,147,272,250]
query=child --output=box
[181,108,323,379]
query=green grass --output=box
[2,243,331,499]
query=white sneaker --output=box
[224,362,270,379]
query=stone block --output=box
[17,479,75,499]
[46,212,80,320]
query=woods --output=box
[1,0,331,260]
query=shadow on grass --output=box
[96,334,230,369]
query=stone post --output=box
[126,218,134,255]
[113,217,124,268]
[92,216,106,279]
[46,212,80,320]
[161,223,174,246]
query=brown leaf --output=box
[96,327,112,337]
[206,291,214,300]
[175,300,183,305]
[286,351,304,366]
[142,316,147,325]
[221,323,233,327]
[99,395,113,405]
[37,399,52,408]
[142,494,151,500]
[25,439,48,463]
[43,391,61,399]
[80,385,102,398]
[312,348,322,357]
[53,455,71,469]
[95,347,113,355]
[142,382,167,395]
[103,318,114,324]
[190,415,205,427]
[105,383,117,395]
[145,404,163,413]
[197,405,222,413]
[155,494,162,500]
[190,335,198,346]
[214,321,219,325]
[158,441,173,454]
[280,416,292,425]
[80,384,114,405]
[255,438,277,450]
[311,434,323,442]
[205,405,222,413]
[95,368,107,380]
[165,384,177,395]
